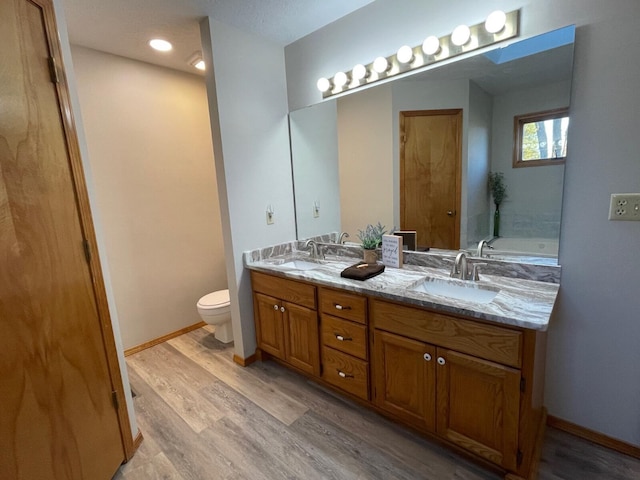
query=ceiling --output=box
[62,0,375,75]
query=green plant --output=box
[357,222,387,250]
[488,172,507,206]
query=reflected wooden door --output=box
[0,0,126,478]
[400,110,461,250]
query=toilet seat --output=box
[197,289,230,310]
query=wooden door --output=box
[283,301,320,376]
[254,293,286,360]
[436,348,520,470]
[400,110,461,250]
[372,330,436,431]
[0,0,129,478]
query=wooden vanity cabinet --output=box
[252,272,320,376]
[371,298,542,476]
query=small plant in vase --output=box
[357,222,386,264]
[488,172,507,237]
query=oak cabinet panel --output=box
[284,301,320,376]
[321,314,368,360]
[321,346,369,400]
[254,293,286,359]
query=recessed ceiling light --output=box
[149,39,172,52]
[194,60,206,71]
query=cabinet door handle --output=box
[335,334,353,342]
[280,306,285,313]
[273,304,279,310]
[437,357,446,365]
[423,353,432,361]
[334,303,351,310]
[337,370,354,379]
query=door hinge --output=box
[48,57,60,84]
[520,377,526,393]
[111,390,119,410]
[82,238,91,263]
[516,449,523,466]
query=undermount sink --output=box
[411,277,499,304]
[276,260,323,271]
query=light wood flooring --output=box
[114,326,640,480]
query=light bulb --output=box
[334,71,349,88]
[149,39,172,52]
[316,77,331,92]
[352,63,368,81]
[422,36,440,56]
[396,45,414,64]
[194,60,206,71]
[451,25,471,46]
[485,10,507,34]
[373,56,389,74]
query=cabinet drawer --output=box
[321,314,368,360]
[371,300,522,368]
[251,271,316,310]
[322,346,369,401]
[319,288,367,324]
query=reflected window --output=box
[513,107,569,167]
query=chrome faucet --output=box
[476,239,494,258]
[338,232,350,244]
[304,239,323,260]
[450,251,468,280]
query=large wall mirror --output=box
[289,26,575,265]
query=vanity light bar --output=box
[317,9,519,98]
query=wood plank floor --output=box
[114,326,640,479]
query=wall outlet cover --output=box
[608,193,640,221]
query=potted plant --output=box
[357,222,386,264]
[488,172,507,237]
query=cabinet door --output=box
[373,330,436,431]
[254,293,286,359]
[283,301,320,376]
[436,348,520,470]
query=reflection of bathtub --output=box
[488,237,558,258]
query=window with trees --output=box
[513,107,569,168]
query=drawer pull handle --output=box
[337,370,354,379]
[334,303,352,310]
[280,306,285,313]
[437,357,446,366]
[423,353,432,362]
[335,334,353,342]
[273,304,279,310]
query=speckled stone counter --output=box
[244,241,560,332]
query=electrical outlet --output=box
[608,193,640,221]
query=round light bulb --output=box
[422,36,440,56]
[373,56,389,74]
[451,24,471,46]
[334,71,348,88]
[396,45,414,64]
[316,77,331,92]
[485,10,507,34]
[352,63,368,81]
[149,39,173,52]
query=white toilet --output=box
[196,289,233,343]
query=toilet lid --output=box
[197,289,230,309]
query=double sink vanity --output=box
[244,238,560,480]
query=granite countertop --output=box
[245,253,559,332]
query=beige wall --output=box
[71,46,226,350]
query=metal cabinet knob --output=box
[437,357,446,365]
[423,353,432,361]
[273,304,279,310]
[333,303,352,310]
[335,334,352,342]
[337,370,353,379]
[280,306,285,313]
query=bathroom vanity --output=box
[246,245,559,480]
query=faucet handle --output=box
[472,262,488,281]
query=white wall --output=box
[290,101,341,238]
[70,46,226,351]
[337,85,394,237]
[491,80,569,238]
[200,19,295,360]
[285,0,640,447]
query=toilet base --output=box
[214,321,233,343]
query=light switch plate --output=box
[608,193,640,221]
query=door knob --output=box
[447,210,455,216]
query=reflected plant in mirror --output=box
[489,172,507,237]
